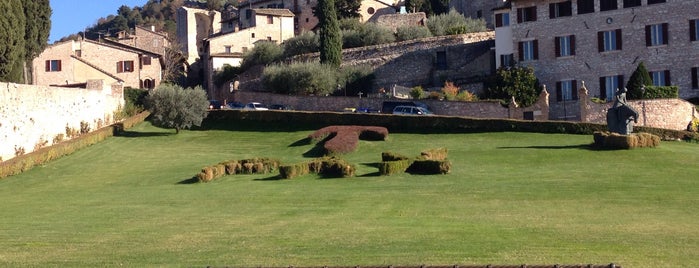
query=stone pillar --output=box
[579,81,589,122]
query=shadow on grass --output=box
[117,131,173,138]
[177,177,199,184]
[254,174,284,181]
[498,144,593,150]
[289,137,312,147]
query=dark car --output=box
[209,100,223,109]
[226,101,245,109]
[381,101,431,114]
[269,104,292,110]
[355,107,380,113]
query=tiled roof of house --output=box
[135,25,169,38]
[253,8,295,17]
[93,38,162,57]
[70,55,124,83]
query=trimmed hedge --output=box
[196,158,281,183]
[308,125,388,155]
[379,148,451,175]
[0,111,151,179]
[592,131,661,149]
[279,157,355,179]
[642,86,679,99]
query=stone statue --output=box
[606,87,639,134]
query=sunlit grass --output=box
[0,121,697,267]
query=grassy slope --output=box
[0,122,697,267]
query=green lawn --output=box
[0,121,697,267]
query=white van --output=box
[392,105,433,115]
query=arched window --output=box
[143,79,155,89]
[367,7,375,15]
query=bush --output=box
[196,158,281,182]
[378,159,413,175]
[420,147,448,160]
[426,9,486,36]
[410,86,425,99]
[279,162,311,179]
[213,64,241,87]
[342,22,395,48]
[381,152,410,161]
[280,157,355,179]
[455,90,478,101]
[641,86,679,99]
[123,87,148,116]
[407,159,451,174]
[441,81,458,101]
[592,131,660,149]
[395,25,433,42]
[483,66,541,107]
[308,126,389,155]
[262,62,338,95]
[283,31,319,58]
[240,41,284,71]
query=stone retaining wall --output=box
[0,82,124,161]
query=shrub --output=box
[262,62,338,96]
[309,126,389,155]
[395,25,433,42]
[283,31,319,58]
[196,158,281,182]
[626,62,652,100]
[378,159,413,175]
[642,86,679,99]
[420,147,448,160]
[592,131,660,149]
[240,41,284,71]
[441,81,458,101]
[455,90,478,101]
[279,162,311,179]
[213,64,241,87]
[407,159,451,174]
[342,22,395,48]
[426,9,486,36]
[382,152,410,161]
[410,86,425,99]
[123,87,148,116]
[483,66,541,107]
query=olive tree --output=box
[146,84,209,134]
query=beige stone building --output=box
[114,25,171,55]
[33,39,163,89]
[495,0,699,120]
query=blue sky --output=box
[49,0,149,43]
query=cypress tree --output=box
[0,0,26,82]
[317,0,342,67]
[23,0,52,83]
[626,62,653,100]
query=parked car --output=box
[244,102,269,110]
[355,107,380,113]
[381,101,431,114]
[269,104,292,110]
[226,101,245,109]
[209,100,223,110]
[392,105,433,115]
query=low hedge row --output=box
[593,131,661,149]
[308,125,389,155]
[0,111,151,179]
[279,157,356,179]
[205,110,699,142]
[379,148,451,176]
[196,158,281,182]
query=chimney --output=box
[151,25,155,32]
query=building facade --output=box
[495,0,699,120]
[115,26,171,56]
[33,39,162,89]
[449,0,502,28]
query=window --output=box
[599,75,624,101]
[367,7,375,15]
[598,29,622,52]
[74,50,81,57]
[556,80,578,101]
[436,51,447,70]
[117,61,134,73]
[555,35,575,57]
[623,0,641,8]
[646,23,668,46]
[267,36,272,41]
[650,70,671,86]
[549,1,572,19]
[577,0,594,14]
[477,10,482,19]
[500,54,514,67]
[517,6,537,23]
[225,46,231,53]
[251,32,256,38]
[142,79,154,89]
[690,19,699,42]
[600,0,617,11]
[45,60,61,72]
[267,15,273,24]
[647,0,666,4]
[518,40,538,61]
[245,9,252,19]
[141,55,151,66]
[495,13,510,27]
[692,67,698,89]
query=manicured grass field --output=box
[0,121,697,267]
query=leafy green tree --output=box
[335,0,362,19]
[240,41,284,71]
[213,64,241,87]
[317,0,342,67]
[282,31,319,58]
[262,62,339,96]
[146,84,209,134]
[484,66,541,107]
[0,0,26,82]
[337,65,375,96]
[426,9,486,36]
[410,86,426,99]
[395,25,433,41]
[626,62,653,100]
[342,22,395,48]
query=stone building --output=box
[449,0,502,28]
[177,6,223,66]
[495,0,699,120]
[114,25,171,55]
[32,39,163,89]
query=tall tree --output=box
[22,0,51,84]
[626,62,653,100]
[317,0,342,67]
[335,0,361,19]
[0,0,26,82]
